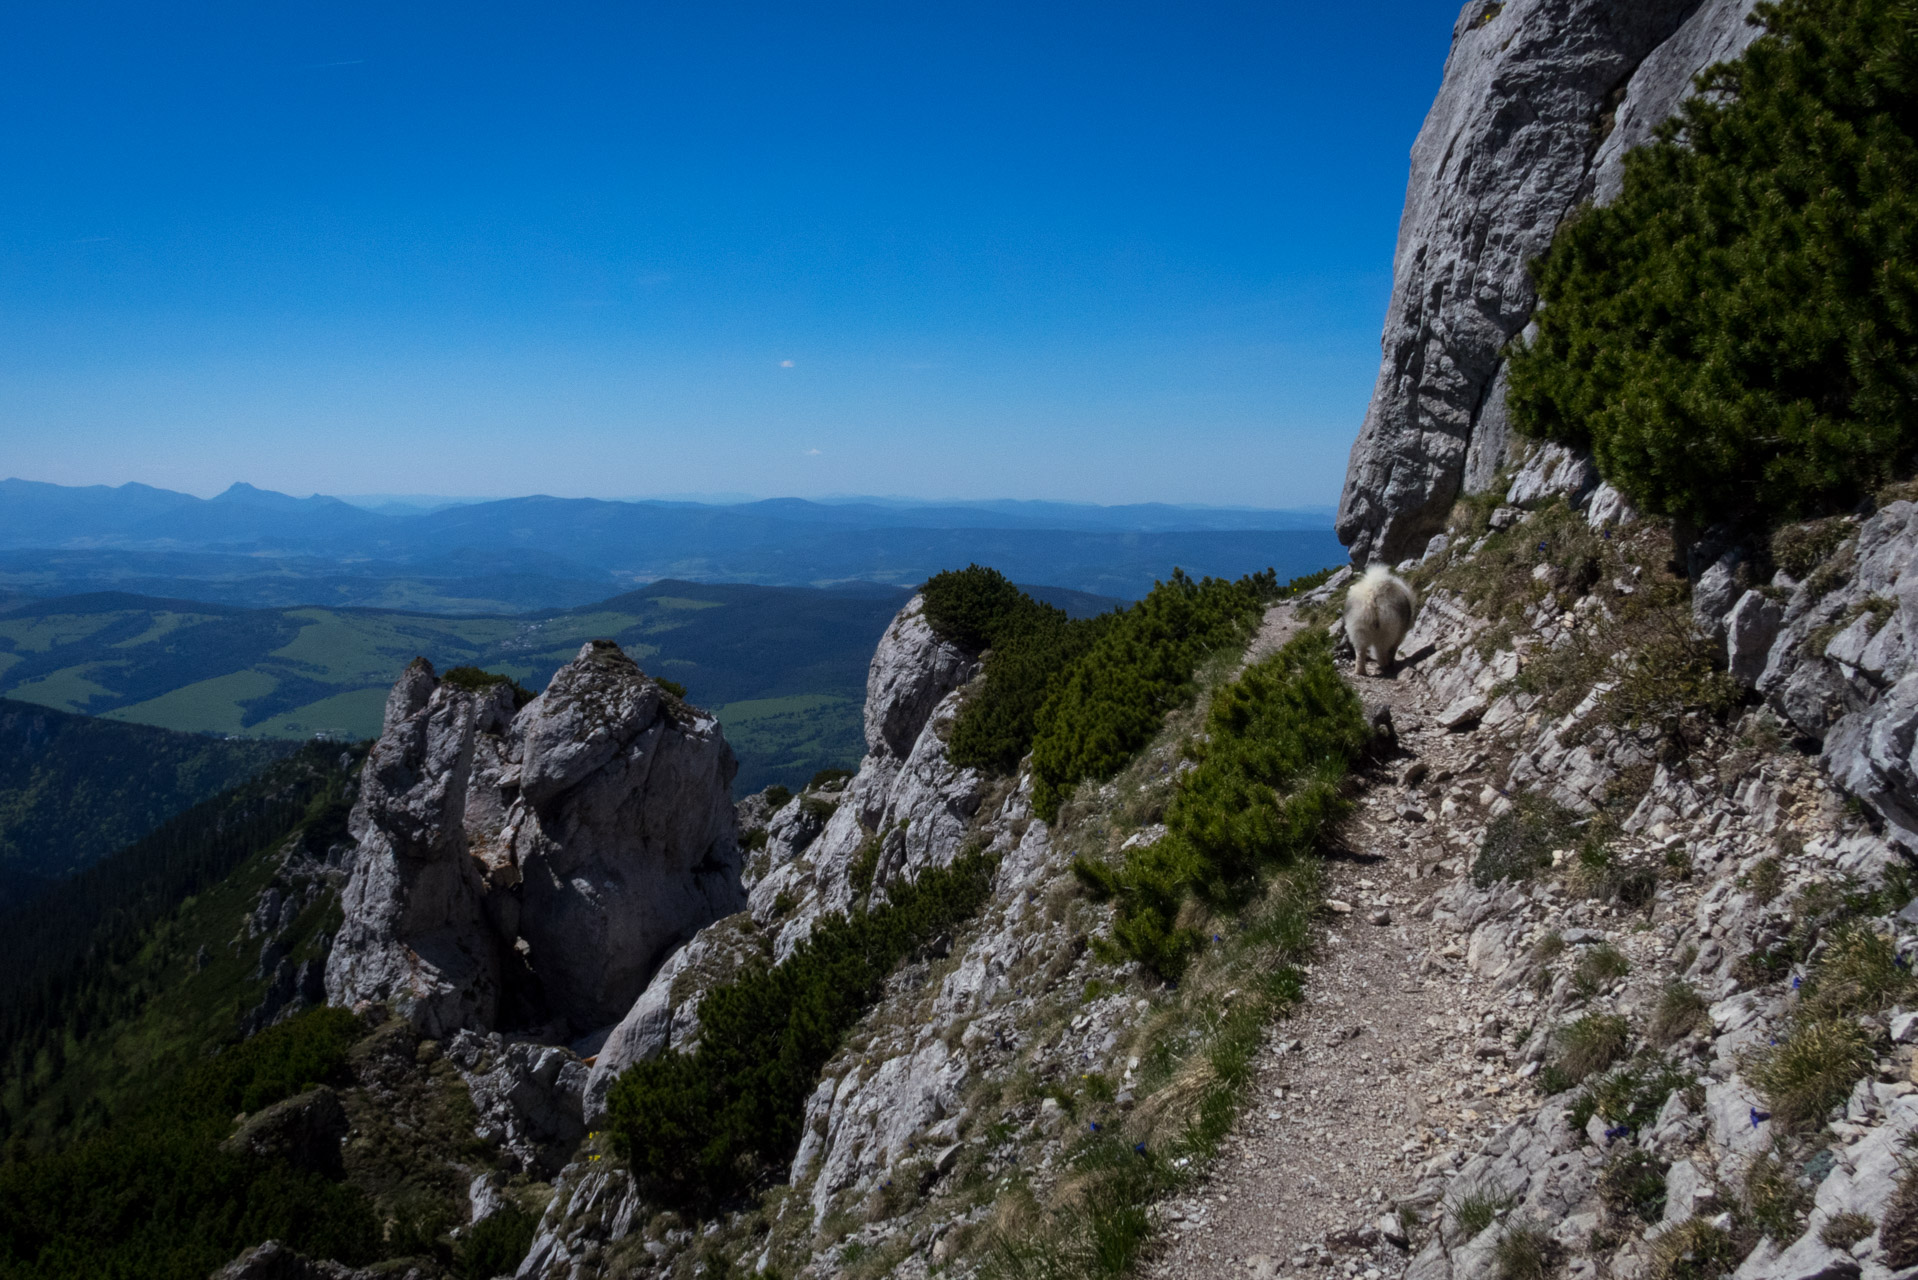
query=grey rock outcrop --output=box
[1759,503,1918,851]
[325,663,516,1037]
[446,1029,590,1176]
[580,912,766,1122]
[1336,0,1762,565]
[580,594,982,1122]
[1726,588,1784,686]
[326,646,744,1040]
[211,1241,384,1280]
[1504,442,1598,510]
[512,642,744,1032]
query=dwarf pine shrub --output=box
[924,564,1292,809]
[1030,569,1279,820]
[1073,630,1367,978]
[1506,0,1918,528]
[0,1007,380,1280]
[606,851,998,1209]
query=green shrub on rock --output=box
[1507,0,1918,527]
[606,852,998,1210]
[1030,569,1277,820]
[1074,630,1367,978]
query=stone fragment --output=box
[1726,589,1785,687]
[1439,695,1487,731]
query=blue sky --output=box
[0,2,1454,507]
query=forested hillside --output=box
[0,699,291,907]
[0,744,359,1151]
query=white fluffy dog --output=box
[1343,566,1418,677]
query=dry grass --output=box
[1648,1217,1743,1280]
[1820,1211,1876,1250]
[1555,1012,1631,1084]
[1648,982,1709,1047]
[1572,944,1631,998]
[1745,856,1785,905]
[1747,1017,1874,1128]
[1801,925,1911,1019]
[1493,1223,1557,1280]
[1883,1164,1918,1268]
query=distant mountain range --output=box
[0,479,1343,608]
[0,580,1116,796]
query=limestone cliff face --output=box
[579,593,984,1120]
[1336,0,1763,565]
[324,643,743,1039]
[325,661,515,1037]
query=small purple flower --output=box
[1791,975,1802,990]
[1134,1142,1148,1156]
[1605,1124,1631,1141]
[1089,1121,1100,1132]
[1751,1107,1772,1127]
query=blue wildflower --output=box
[1751,1107,1772,1127]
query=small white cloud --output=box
[804,448,822,456]
[779,359,795,368]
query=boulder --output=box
[220,1087,349,1177]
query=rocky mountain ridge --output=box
[192,458,1918,1280]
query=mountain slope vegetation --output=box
[1509,0,1918,527]
[0,698,291,905]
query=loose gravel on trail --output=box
[1146,613,1520,1280]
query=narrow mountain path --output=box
[1146,605,1510,1280]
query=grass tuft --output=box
[1648,981,1708,1047]
[1746,1017,1874,1130]
[1493,1223,1557,1280]
[1820,1211,1876,1250]
[1573,944,1631,998]
[1451,1190,1511,1240]
[1648,1217,1742,1280]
